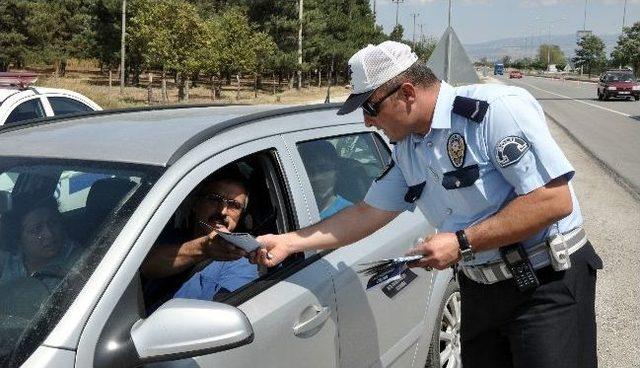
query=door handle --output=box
[293,305,331,337]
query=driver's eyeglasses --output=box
[199,192,244,213]
[361,84,402,117]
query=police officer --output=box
[252,41,602,368]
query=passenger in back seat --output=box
[298,141,353,219]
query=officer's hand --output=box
[405,232,461,270]
[250,233,292,267]
[202,228,246,261]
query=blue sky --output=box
[372,0,640,44]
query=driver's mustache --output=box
[208,213,229,227]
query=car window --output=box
[140,149,298,313]
[0,157,160,367]
[297,132,390,219]
[48,97,93,116]
[5,99,45,125]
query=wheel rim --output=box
[439,291,462,368]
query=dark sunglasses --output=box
[199,192,245,213]
[361,84,402,117]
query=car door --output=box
[281,125,436,368]
[74,136,340,368]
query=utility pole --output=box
[120,0,126,95]
[622,0,628,30]
[444,0,453,82]
[583,0,588,31]
[419,23,424,46]
[391,0,404,27]
[411,13,420,47]
[373,0,377,29]
[297,0,303,90]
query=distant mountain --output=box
[463,33,620,62]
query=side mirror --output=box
[131,299,253,363]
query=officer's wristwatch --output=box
[455,230,475,262]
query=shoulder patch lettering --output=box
[452,96,489,123]
[495,136,530,168]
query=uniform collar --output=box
[430,81,455,130]
[410,81,455,144]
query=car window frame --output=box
[4,96,48,125]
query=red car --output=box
[509,70,523,79]
[597,69,639,101]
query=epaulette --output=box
[452,96,489,123]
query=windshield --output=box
[607,73,636,82]
[0,157,160,367]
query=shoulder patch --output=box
[495,136,530,168]
[375,159,395,182]
[452,96,489,123]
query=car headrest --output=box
[85,178,136,222]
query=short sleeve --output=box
[483,92,574,195]
[364,153,415,212]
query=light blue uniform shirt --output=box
[365,82,583,267]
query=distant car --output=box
[0,72,102,126]
[509,70,523,79]
[597,69,639,101]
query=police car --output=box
[0,72,102,126]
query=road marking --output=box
[518,81,632,118]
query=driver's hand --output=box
[202,228,246,261]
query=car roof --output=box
[0,103,349,167]
[0,86,99,104]
[0,86,28,102]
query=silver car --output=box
[0,104,461,368]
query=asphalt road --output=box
[495,74,640,198]
[489,76,640,368]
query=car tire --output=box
[425,279,461,368]
[634,96,639,101]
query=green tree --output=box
[390,24,404,42]
[572,34,606,77]
[0,0,32,71]
[129,0,206,101]
[611,21,640,77]
[89,0,122,72]
[501,55,511,67]
[413,37,437,62]
[29,0,95,76]
[537,44,565,67]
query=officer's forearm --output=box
[285,201,400,253]
[465,177,573,252]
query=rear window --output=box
[0,157,160,367]
[48,97,93,116]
